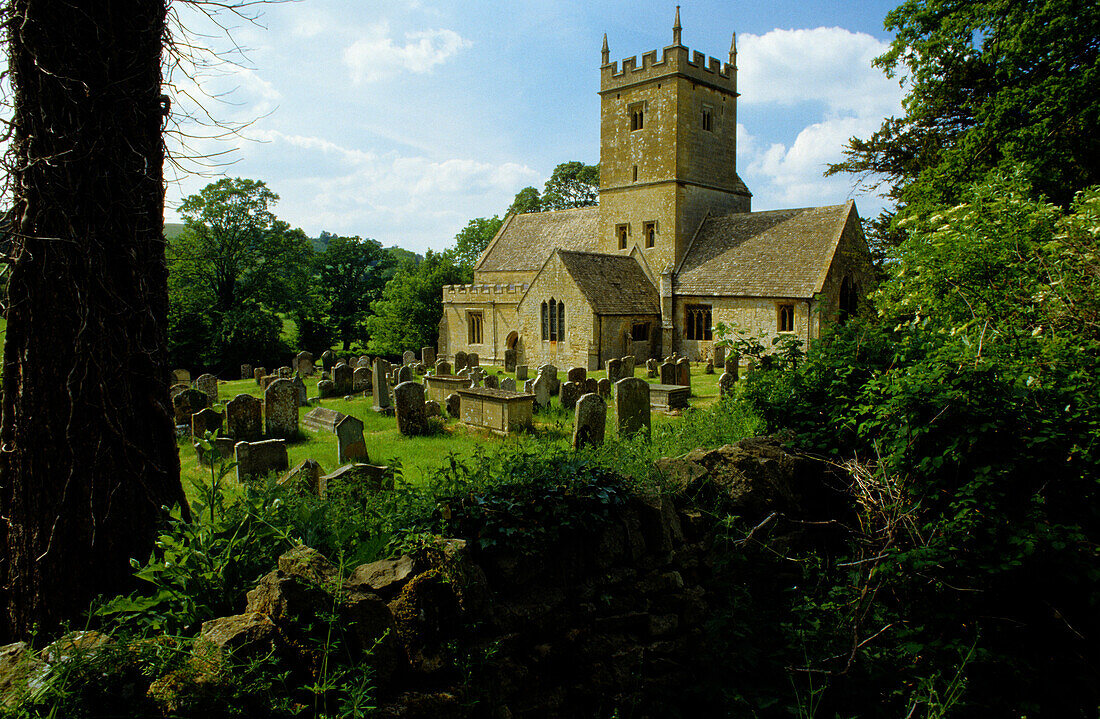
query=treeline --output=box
[167,161,599,374]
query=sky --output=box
[165,0,907,253]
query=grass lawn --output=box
[178,361,729,501]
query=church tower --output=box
[597,8,751,274]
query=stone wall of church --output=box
[517,256,598,370]
[673,295,813,362]
[597,315,661,368]
[812,208,877,326]
[439,285,524,366]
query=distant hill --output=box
[165,224,423,265]
[164,222,185,240]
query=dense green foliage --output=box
[506,160,599,215]
[314,236,395,350]
[738,176,1100,715]
[365,251,466,355]
[446,216,502,274]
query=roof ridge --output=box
[705,203,850,222]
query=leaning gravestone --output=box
[467,352,480,368]
[235,439,288,482]
[718,371,737,398]
[500,377,516,392]
[194,373,218,404]
[676,357,692,389]
[560,381,581,411]
[372,358,392,414]
[240,364,253,380]
[515,365,529,381]
[573,393,606,450]
[321,350,336,372]
[394,381,428,436]
[303,406,346,433]
[606,358,623,385]
[445,393,461,418]
[424,400,443,418]
[173,388,209,425]
[336,415,368,463]
[334,363,354,395]
[532,367,553,411]
[615,377,651,438]
[191,407,224,439]
[453,351,468,373]
[504,348,517,373]
[567,367,586,384]
[659,360,676,385]
[226,394,262,441]
[402,350,417,366]
[296,351,314,377]
[264,379,298,438]
[596,378,611,398]
[353,367,371,392]
[422,346,436,367]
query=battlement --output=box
[443,283,529,303]
[600,44,735,95]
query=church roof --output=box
[674,202,855,298]
[475,206,599,273]
[558,250,660,315]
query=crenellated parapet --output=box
[443,283,529,304]
[600,43,735,96]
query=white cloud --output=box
[343,23,472,83]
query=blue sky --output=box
[166,0,906,252]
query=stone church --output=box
[439,12,874,371]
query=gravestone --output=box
[543,364,560,395]
[615,377,651,438]
[396,365,412,384]
[454,351,468,373]
[264,379,298,438]
[357,357,372,369]
[622,356,635,377]
[606,358,623,385]
[585,378,598,395]
[292,375,308,406]
[226,394,262,441]
[276,366,294,379]
[173,388,209,425]
[646,358,659,378]
[194,373,218,404]
[467,352,479,368]
[500,377,516,392]
[424,400,443,418]
[445,393,461,418]
[718,372,737,398]
[254,367,266,385]
[394,381,427,436]
[191,408,224,439]
[567,367,587,384]
[724,354,739,381]
[193,437,236,466]
[235,439,288,482]
[261,375,276,390]
[597,378,611,398]
[659,360,676,385]
[422,346,436,367]
[172,369,191,385]
[303,406,347,433]
[319,463,394,496]
[515,365,529,381]
[435,359,452,376]
[372,358,392,414]
[532,367,552,411]
[504,348,517,373]
[560,381,581,411]
[353,367,371,392]
[676,357,692,389]
[402,350,417,366]
[169,383,189,401]
[705,360,714,375]
[278,459,325,496]
[296,351,314,376]
[321,350,336,372]
[573,393,606,450]
[241,364,253,380]
[333,364,353,395]
[714,345,727,371]
[484,374,499,390]
[336,415,368,463]
[523,379,535,393]
[317,379,336,399]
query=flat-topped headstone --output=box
[394,381,427,436]
[714,345,727,371]
[421,346,436,367]
[453,351,468,373]
[336,415,368,463]
[321,350,336,372]
[567,367,586,384]
[504,348,517,373]
[402,350,417,366]
[194,373,218,404]
[191,407,224,439]
[276,366,294,379]
[254,367,266,384]
[235,439,288,482]
[372,358,392,413]
[240,364,253,380]
[541,364,560,395]
[303,406,348,433]
[615,377,650,438]
[724,354,739,380]
[172,369,191,385]
[515,365,528,381]
[193,436,236,466]
[353,366,371,392]
[573,393,606,450]
[264,379,298,438]
[467,352,479,368]
[173,388,208,424]
[296,351,314,376]
[226,393,262,440]
[560,380,581,411]
[292,375,308,406]
[333,363,353,395]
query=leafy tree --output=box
[508,186,543,216]
[0,0,187,639]
[828,0,1100,238]
[449,216,503,275]
[541,160,599,210]
[315,235,395,350]
[367,251,465,355]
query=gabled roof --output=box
[557,250,660,315]
[674,202,855,298]
[475,206,599,273]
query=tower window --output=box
[629,103,644,131]
[777,303,795,333]
[467,311,483,344]
[702,106,713,131]
[632,165,638,182]
[685,305,712,340]
[643,221,656,248]
[616,223,629,250]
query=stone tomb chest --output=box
[647,384,691,412]
[424,374,470,404]
[457,386,534,436]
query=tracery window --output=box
[542,299,564,341]
[777,303,795,333]
[685,304,712,340]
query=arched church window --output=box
[839,277,858,324]
[541,301,549,340]
[558,301,566,341]
[548,299,558,341]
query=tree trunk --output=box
[0,0,187,640]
